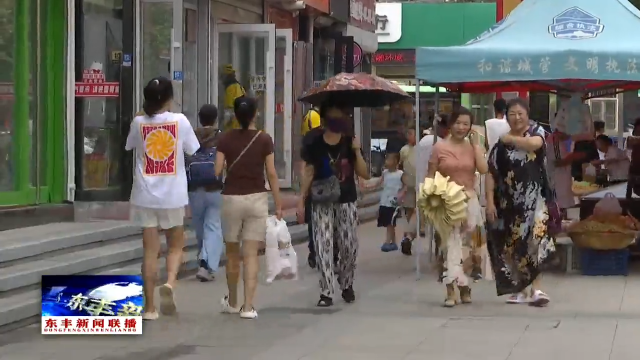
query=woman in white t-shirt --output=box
[593,135,630,185]
[125,76,201,320]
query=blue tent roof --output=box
[415,0,640,88]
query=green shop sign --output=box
[376,3,497,49]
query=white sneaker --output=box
[142,311,159,321]
[220,295,241,314]
[506,293,529,304]
[196,267,214,282]
[159,284,177,315]
[240,307,258,319]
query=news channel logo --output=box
[41,275,143,335]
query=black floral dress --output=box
[487,126,555,296]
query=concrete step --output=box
[0,221,140,263]
[0,194,380,330]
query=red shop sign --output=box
[75,69,119,97]
[372,50,416,66]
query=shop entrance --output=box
[137,0,203,125]
[73,0,135,201]
[217,24,293,188]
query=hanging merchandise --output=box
[75,62,119,98]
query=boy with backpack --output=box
[186,104,224,282]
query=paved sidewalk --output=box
[3,222,640,360]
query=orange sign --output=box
[141,122,178,176]
[303,0,329,14]
[497,0,522,20]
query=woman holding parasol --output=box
[297,73,410,306]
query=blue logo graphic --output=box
[173,71,183,81]
[549,7,604,40]
[41,275,144,317]
[466,16,508,45]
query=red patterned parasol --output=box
[298,73,412,107]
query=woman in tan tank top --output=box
[427,107,488,307]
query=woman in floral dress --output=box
[485,98,555,307]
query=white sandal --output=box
[506,293,529,304]
[530,290,550,307]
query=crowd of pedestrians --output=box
[126,76,371,319]
[128,73,600,318]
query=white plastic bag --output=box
[264,216,298,284]
[593,192,623,216]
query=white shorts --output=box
[130,205,185,229]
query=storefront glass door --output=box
[275,29,292,187]
[137,0,184,113]
[216,24,281,184]
[74,0,133,201]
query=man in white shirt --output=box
[417,116,449,185]
[484,98,510,153]
[125,77,201,320]
[593,134,630,184]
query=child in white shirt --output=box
[367,153,406,252]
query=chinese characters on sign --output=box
[372,50,415,66]
[476,56,640,76]
[375,3,401,43]
[250,75,266,92]
[67,292,143,316]
[42,316,142,335]
[548,7,604,40]
[75,69,120,97]
[376,15,388,33]
[350,0,376,32]
[41,291,143,335]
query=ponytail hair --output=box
[142,77,173,116]
[233,96,257,130]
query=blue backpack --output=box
[186,146,224,189]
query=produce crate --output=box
[580,248,630,276]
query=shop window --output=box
[372,95,460,137]
[470,93,494,123]
[0,1,16,192]
[183,7,198,122]
[217,32,232,121]
[314,36,334,82]
[589,98,618,133]
[529,91,550,125]
[77,0,124,190]
[0,0,41,194]
[140,0,171,106]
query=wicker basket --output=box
[568,231,637,250]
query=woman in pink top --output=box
[427,107,488,307]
